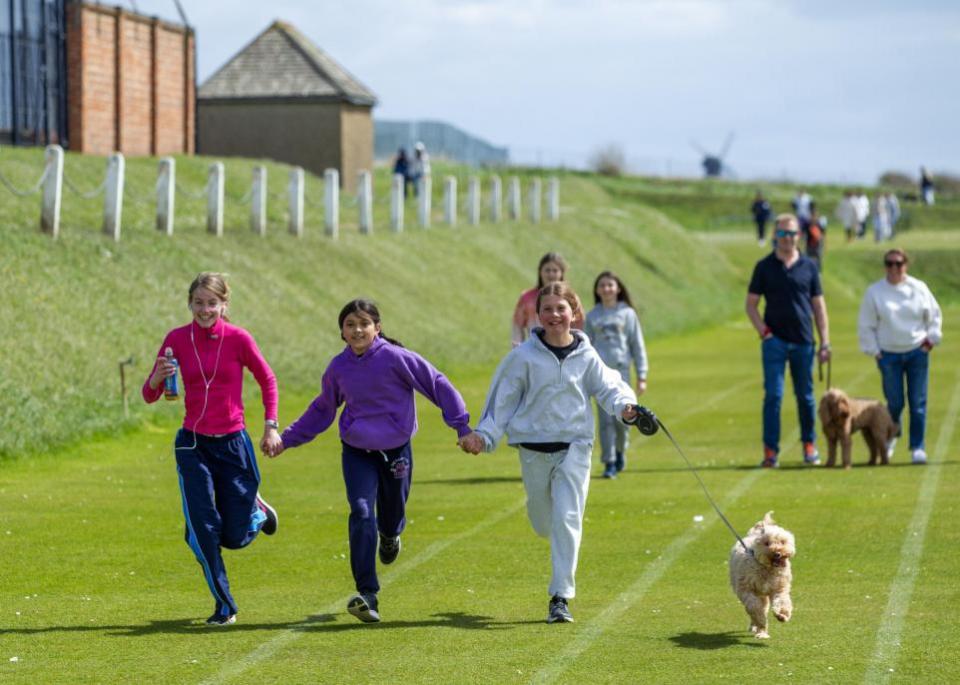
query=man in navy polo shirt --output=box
[745,214,831,467]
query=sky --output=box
[133,0,959,184]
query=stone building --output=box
[198,21,377,191]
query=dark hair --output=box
[337,299,403,347]
[592,271,634,308]
[536,252,569,288]
[536,282,582,319]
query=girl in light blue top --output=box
[583,271,648,479]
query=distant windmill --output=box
[690,132,735,178]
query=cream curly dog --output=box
[818,388,898,468]
[729,511,794,639]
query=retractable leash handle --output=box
[625,404,659,435]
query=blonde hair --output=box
[536,281,581,318]
[188,272,231,320]
[775,213,799,231]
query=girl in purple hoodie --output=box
[271,299,472,623]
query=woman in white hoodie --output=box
[460,282,639,624]
[858,249,943,464]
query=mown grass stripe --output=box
[201,498,526,685]
[864,370,960,684]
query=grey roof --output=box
[199,21,377,106]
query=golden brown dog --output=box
[818,388,898,468]
[729,511,794,639]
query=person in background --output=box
[802,202,827,271]
[858,249,942,464]
[583,271,648,478]
[392,147,411,197]
[512,252,583,346]
[751,190,773,246]
[886,192,901,236]
[920,167,935,206]
[835,190,857,243]
[745,214,831,468]
[854,191,870,239]
[791,189,812,234]
[410,142,431,197]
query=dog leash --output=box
[818,356,832,389]
[628,406,751,555]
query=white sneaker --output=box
[886,437,897,460]
[911,448,927,465]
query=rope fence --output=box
[1,145,561,242]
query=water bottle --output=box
[163,347,179,401]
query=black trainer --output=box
[379,533,401,565]
[206,612,237,626]
[347,593,381,623]
[256,493,278,536]
[547,595,574,624]
[615,451,626,473]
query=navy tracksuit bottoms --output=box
[175,429,264,618]
[341,441,413,595]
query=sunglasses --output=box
[775,229,799,238]
[884,260,906,267]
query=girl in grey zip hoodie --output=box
[462,283,637,623]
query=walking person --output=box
[512,252,583,347]
[873,193,891,243]
[835,191,857,243]
[143,272,281,626]
[392,147,411,197]
[583,271,648,478]
[751,191,772,246]
[802,202,827,271]
[269,299,472,623]
[920,166,935,206]
[854,191,870,239]
[745,215,831,468]
[857,249,943,464]
[410,141,431,197]
[460,282,639,623]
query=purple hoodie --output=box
[281,336,471,451]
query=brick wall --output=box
[66,2,195,156]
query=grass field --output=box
[2,204,959,682]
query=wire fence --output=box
[0,164,48,197]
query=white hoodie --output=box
[476,329,637,451]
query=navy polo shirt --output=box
[748,252,822,344]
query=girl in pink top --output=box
[511,252,584,346]
[143,272,282,626]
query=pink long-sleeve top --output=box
[142,319,278,435]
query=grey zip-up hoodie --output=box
[475,329,637,451]
[583,303,648,379]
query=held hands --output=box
[458,432,485,455]
[148,356,177,390]
[261,428,284,458]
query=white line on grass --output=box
[201,498,526,685]
[527,368,880,684]
[529,469,762,685]
[864,371,960,684]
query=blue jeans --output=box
[761,336,816,454]
[877,347,929,451]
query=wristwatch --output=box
[264,419,279,430]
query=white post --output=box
[467,177,480,225]
[207,162,224,237]
[443,176,458,226]
[528,178,542,224]
[547,177,560,221]
[390,173,405,233]
[324,168,339,238]
[358,170,373,235]
[489,175,501,223]
[507,176,521,220]
[102,152,125,241]
[417,174,432,228]
[40,144,63,237]
[251,165,267,237]
[156,157,175,235]
[288,167,304,237]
